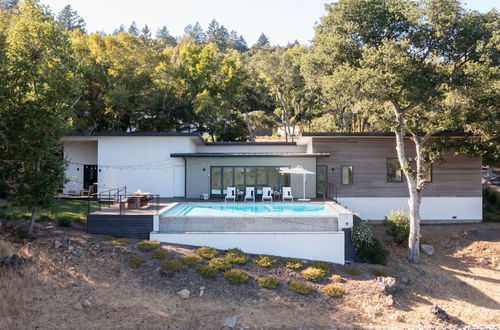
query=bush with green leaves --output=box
[253,255,277,267]
[129,256,144,268]
[111,238,131,246]
[384,209,410,244]
[257,276,279,289]
[160,259,182,272]
[182,253,202,265]
[138,240,160,251]
[289,280,313,295]
[55,216,73,227]
[323,284,344,297]
[196,246,218,259]
[196,265,218,278]
[223,269,249,284]
[284,258,303,269]
[151,249,168,260]
[311,262,330,273]
[351,217,389,265]
[208,257,231,271]
[301,266,327,282]
[224,248,248,264]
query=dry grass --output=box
[0,239,12,257]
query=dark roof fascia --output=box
[171,152,330,158]
[302,132,477,137]
[203,142,297,146]
[65,132,202,137]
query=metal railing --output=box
[86,187,162,216]
[328,183,338,202]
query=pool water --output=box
[161,202,333,217]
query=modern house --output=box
[62,132,483,223]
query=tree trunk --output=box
[244,112,255,143]
[27,205,39,236]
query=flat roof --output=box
[171,152,329,158]
[303,132,395,137]
[204,141,296,146]
[65,132,201,137]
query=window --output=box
[316,165,328,197]
[341,166,353,185]
[411,161,432,183]
[387,158,403,183]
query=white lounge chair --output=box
[282,187,293,202]
[225,187,236,202]
[262,187,273,202]
[244,186,255,202]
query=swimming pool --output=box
[160,202,334,217]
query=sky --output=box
[40,0,498,46]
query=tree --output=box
[140,24,152,45]
[128,21,139,36]
[156,25,176,47]
[0,0,80,235]
[206,19,229,50]
[113,24,126,35]
[254,33,270,48]
[184,22,205,43]
[56,4,86,32]
[312,0,499,262]
[228,30,248,52]
[0,0,18,11]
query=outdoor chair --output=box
[262,187,273,202]
[282,187,294,202]
[244,186,255,202]
[225,186,236,202]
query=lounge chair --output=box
[262,187,273,202]
[282,187,293,202]
[244,187,255,202]
[225,186,236,202]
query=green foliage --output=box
[223,269,249,284]
[330,274,344,283]
[137,240,160,252]
[196,246,218,259]
[110,238,131,246]
[55,216,72,227]
[129,256,145,269]
[196,265,218,279]
[289,280,313,295]
[323,284,344,297]
[352,217,389,265]
[253,255,278,267]
[384,210,410,244]
[372,269,389,277]
[483,188,500,221]
[224,248,248,264]
[182,253,202,265]
[284,258,303,269]
[311,262,330,273]
[301,267,328,282]
[160,259,182,272]
[208,257,231,271]
[257,276,279,289]
[345,268,361,276]
[151,249,168,260]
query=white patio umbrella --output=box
[279,166,316,201]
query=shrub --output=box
[111,238,131,246]
[301,266,327,282]
[352,217,389,265]
[323,284,344,297]
[208,257,231,271]
[138,240,160,251]
[359,237,389,265]
[37,213,54,222]
[224,248,248,264]
[55,216,72,227]
[284,258,303,269]
[330,274,344,283]
[14,226,28,240]
[196,265,218,278]
[257,276,279,289]
[372,269,389,277]
[253,255,277,267]
[384,210,410,244]
[224,269,249,284]
[289,280,313,295]
[345,268,361,276]
[160,259,182,272]
[182,253,202,265]
[196,246,218,259]
[151,249,168,260]
[129,256,144,268]
[311,262,330,273]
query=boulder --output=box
[176,289,190,299]
[54,240,62,249]
[384,295,394,306]
[400,276,411,285]
[421,244,435,256]
[71,302,83,311]
[378,276,397,295]
[225,316,238,328]
[199,286,205,297]
[431,304,450,321]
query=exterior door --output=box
[83,165,97,189]
[316,165,327,198]
[173,166,185,197]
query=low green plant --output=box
[37,213,55,222]
[208,257,231,271]
[289,280,313,295]
[372,269,389,277]
[160,259,182,272]
[284,258,303,269]
[311,262,330,273]
[384,209,410,244]
[103,236,114,241]
[223,269,249,284]
[138,240,160,251]
[345,268,361,276]
[351,217,389,265]
[111,238,131,246]
[330,274,344,283]
[182,253,202,265]
[253,255,277,267]
[224,248,248,264]
[55,216,72,227]
[301,266,327,282]
[323,284,344,297]
[196,265,218,278]
[151,249,168,260]
[257,276,279,289]
[196,246,218,259]
[129,256,145,268]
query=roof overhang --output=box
[171,152,329,158]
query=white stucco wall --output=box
[337,197,483,222]
[97,136,196,197]
[196,144,307,153]
[63,141,97,194]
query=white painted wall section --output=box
[150,231,346,264]
[63,141,97,194]
[337,197,482,222]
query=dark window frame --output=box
[340,165,353,185]
[387,158,403,183]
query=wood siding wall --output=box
[313,138,482,198]
[87,214,153,238]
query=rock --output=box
[421,244,435,256]
[54,240,62,249]
[478,257,488,266]
[199,286,205,297]
[384,295,394,306]
[378,276,397,295]
[176,289,190,299]
[225,315,238,328]
[431,304,450,321]
[81,299,92,308]
[0,254,32,268]
[71,302,83,311]
[400,276,411,285]
[431,276,445,285]
[396,315,406,322]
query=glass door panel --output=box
[222,167,234,195]
[210,167,222,196]
[268,167,279,192]
[234,167,245,194]
[316,165,327,198]
[256,167,267,195]
[245,167,256,192]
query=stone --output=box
[0,254,32,268]
[421,244,435,256]
[400,276,411,285]
[396,315,406,323]
[54,240,62,249]
[81,299,92,308]
[176,289,190,299]
[225,316,238,328]
[478,257,488,266]
[431,304,450,321]
[199,286,205,297]
[378,276,397,295]
[71,302,83,311]
[384,295,394,306]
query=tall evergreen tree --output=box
[140,24,151,44]
[228,30,248,52]
[156,25,176,46]
[0,0,18,11]
[113,24,126,35]
[128,21,139,36]
[56,4,86,32]
[254,33,270,47]
[206,19,229,50]
[184,22,205,43]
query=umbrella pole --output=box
[303,173,306,199]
